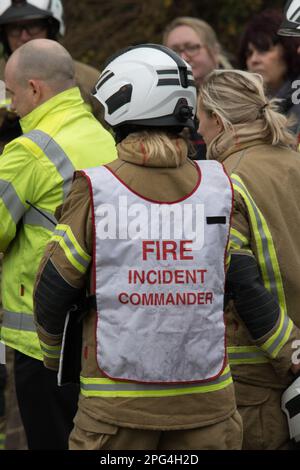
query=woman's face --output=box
[246,42,287,94]
[197,105,223,146]
[165,25,218,87]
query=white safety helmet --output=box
[282,375,300,443]
[0,0,64,36]
[93,44,197,131]
[278,0,300,36]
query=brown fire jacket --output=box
[34,134,238,430]
[214,137,300,390]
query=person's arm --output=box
[33,173,92,370]
[0,142,37,252]
[227,189,300,379]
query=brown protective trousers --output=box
[235,382,294,450]
[69,410,242,450]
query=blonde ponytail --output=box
[199,69,296,147]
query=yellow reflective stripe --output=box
[39,340,61,359]
[261,317,294,359]
[232,174,286,307]
[51,235,86,273]
[80,366,232,398]
[50,224,90,273]
[232,177,271,291]
[228,345,270,365]
[230,227,248,249]
[231,175,291,358]
[56,224,90,262]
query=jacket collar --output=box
[117,133,189,168]
[20,87,84,134]
[207,120,272,163]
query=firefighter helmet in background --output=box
[278,0,300,36]
[93,44,197,133]
[282,375,300,444]
[0,0,65,47]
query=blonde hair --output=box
[163,16,232,70]
[199,69,296,146]
[119,130,188,167]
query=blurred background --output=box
[63,0,285,70]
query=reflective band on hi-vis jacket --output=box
[82,161,233,384]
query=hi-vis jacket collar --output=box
[20,87,83,134]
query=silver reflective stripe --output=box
[232,177,278,301]
[40,344,61,358]
[2,310,36,332]
[232,176,291,355]
[0,179,26,224]
[230,234,243,248]
[24,130,75,199]
[53,228,90,270]
[267,314,290,355]
[81,371,232,392]
[228,351,268,361]
[23,207,57,231]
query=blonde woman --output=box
[198,69,300,449]
[163,17,231,88]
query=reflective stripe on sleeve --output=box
[0,179,26,224]
[230,227,249,250]
[39,340,61,359]
[23,130,75,199]
[23,207,57,231]
[231,174,293,358]
[228,346,269,365]
[50,223,90,274]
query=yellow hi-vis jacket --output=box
[0,87,117,360]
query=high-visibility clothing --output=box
[34,134,238,430]
[227,172,294,371]
[0,56,105,153]
[0,87,117,360]
[208,126,300,448]
[82,161,232,384]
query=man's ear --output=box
[28,79,41,103]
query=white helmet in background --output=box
[0,0,65,37]
[278,0,300,36]
[281,375,300,443]
[93,44,197,133]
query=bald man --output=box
[0,39,116,450]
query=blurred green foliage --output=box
[62,0,285,70]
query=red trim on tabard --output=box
[79,170,103,377]
[103,162,202,204]
[83,163,230,385]
[220,162,234,371]
[78,170,97,295]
